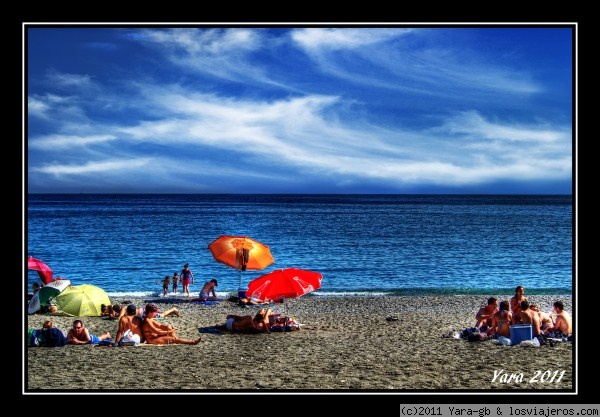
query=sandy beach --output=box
[25,295,574,393]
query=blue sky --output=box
[26,25,574,194]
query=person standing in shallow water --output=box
[158,275,171,296]
[180,263,195,296]
[172,272,180,294]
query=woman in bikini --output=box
[141,304,201,345]
[510,285,527,325]
[492,300,513,337]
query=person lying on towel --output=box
[222,308,273,333]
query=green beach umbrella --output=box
[54,284,111,317]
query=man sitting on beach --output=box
[544,300,572,336]
[474,297,498,330]
[197,279,218,301]
[115,304,144,345]
[518,300,541,337]
[222,308,273,333]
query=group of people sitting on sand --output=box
[31,303,201,347]
[32,299,292,348]
[473,286,572,340]
[102,302,201,345]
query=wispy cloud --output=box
[27,27,573,193]
[29,134,118,150]
[291,28,410,51]
[32,158,151,175]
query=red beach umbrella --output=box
[246,268,322,306]
[28,256,53,285]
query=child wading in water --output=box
[158,275,171,296]
[172,272,179,294]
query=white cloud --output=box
[32,158,150,175]
[47,71,95,89]
[29,134,118,150]
[291,28,410,51]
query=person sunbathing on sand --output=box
[66,319,112,345]
[139,304,180,319]
[101,304,125,320]
[141,304,201,345]
[239,297,271,306]
[222,308,273,333]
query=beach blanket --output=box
[192,300,221,306]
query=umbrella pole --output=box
[238,270,242,290]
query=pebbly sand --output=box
[24,295,574,393]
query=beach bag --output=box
[40,328,67,347]
[28,329,41,347]
[118,329,140,346]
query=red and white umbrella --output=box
[28,279,71,314]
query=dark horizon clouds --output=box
[26,25,574,194]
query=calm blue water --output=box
[26,194,573,298]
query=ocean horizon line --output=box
[27,192,573,196]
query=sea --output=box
[25,194,573,299]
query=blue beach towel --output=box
[192,300,220,305]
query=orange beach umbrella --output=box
[208,235,274,288]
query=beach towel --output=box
[192,300,221,306]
